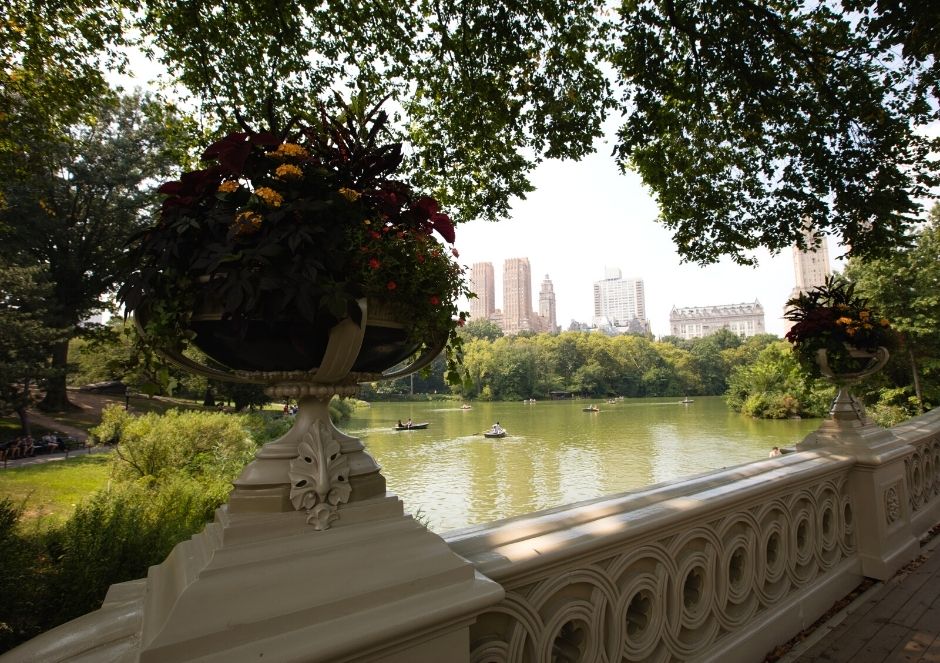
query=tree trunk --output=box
[39,338,79,412]
[15,405,31,438]
[202,387,216,407]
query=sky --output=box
[454,149,839,338]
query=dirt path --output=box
[23,390,128,442]
[25,411,89,441]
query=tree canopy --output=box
[845,203,940,411]
[3,1,939,267]
[135,0,940,264]
[0,88,193,409]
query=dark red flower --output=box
[386,280,397,291]
[202,131,279,175]
[431,212,455,244]
[413,196,440,221]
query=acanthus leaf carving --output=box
[288,421,351,530]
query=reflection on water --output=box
[346,396,821,533]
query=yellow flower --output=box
[836,316,854,326]
[218,181,240,193]
[339,187,361,202]
[274,163,303,180]
[880,318,890,327]
[254,187,283,207]
[267,143,309,160]
[863,323,873,329]
[859,310,870,320]
[846,327,857,336]
[233,210,263,236]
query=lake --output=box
[345,396,821,533]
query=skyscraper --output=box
[592,268,647,329]
[792,226,831,292]
[469,262,496,322]
[503,258,533,334]
[538,274,558,333]
[784,226,831,333]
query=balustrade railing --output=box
[447,453,860,662]
[6,408,940,663]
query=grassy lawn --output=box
[0,454,112,529]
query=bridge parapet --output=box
[446,407,940,663]
[447,453,860,662]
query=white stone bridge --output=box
[5,399,939,663]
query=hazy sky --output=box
[455,148,839,338]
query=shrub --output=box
[40,477,218,628]
[0,499,45,652]
[88,403,133,445]
[102,409,256,484]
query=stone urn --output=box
[798,344,891,451]
[138,297,443,529]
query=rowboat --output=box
[395,422,429,430]
[484,431,507,438]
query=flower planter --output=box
[188,306,421,374]
[815,344,889,387]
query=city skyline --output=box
[469,259,557,334]
[455,149,844,338]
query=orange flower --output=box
[254,187,283,207]
[274,164,303,180]
[267,143,309,159]
[233,210,263,236]
[338,187,360,202]
[218,181,240,193]
[836,316,853,326]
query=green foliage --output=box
[130,0,939,264]
[11,1,932,265]
[40,477,220,628]
[0,498,44,651]
[452,330,773,400]
[0,266,68,431]
[845,205,940,413]
[461,319,504,342]
[96,408,256,492]
[0,83,195,409]
[725,341,833,418]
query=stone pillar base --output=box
[3,496,503,663]
[797,389,920,581]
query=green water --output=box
[346,396,821,533]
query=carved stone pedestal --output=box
[798,388,919,579]
[4,495,503,663]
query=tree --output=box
[0,267,67,434]
[0,87,192,410]
[725,341,831,418]
[132,0,939,264]
[845,204,940,411]
[461,319,504,342]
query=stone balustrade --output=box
[4,407,939,663]
[444,406,940,663]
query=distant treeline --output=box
[368,328,781,401]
